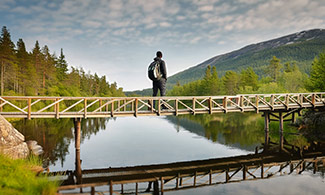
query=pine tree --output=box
[308,52,325,91]
[222,71,239,95]
[266,56,282,81]
[31,41,43,95]
[41,45,57,95]
[0,26,16,95]
[56,48,68,82]
[240,67,258,91]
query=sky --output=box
[1,0,325,91]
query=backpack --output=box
[148,60,162,81]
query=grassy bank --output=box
[0,154,58,195]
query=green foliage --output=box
[0,154,58,194]
[169,55,314,96]
[0,26,124,98]
[239,67,258,91]
[266,56,282,81]
[308,52,325,91]
[222,71,239,95]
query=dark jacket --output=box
[154,57,167,80]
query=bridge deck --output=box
[0,92,324,119]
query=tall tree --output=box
[308,52,325,91]
[266,56,282,82]
[240,67,259,91]
[222,71,239,95]
[41,45,56,94]
[56,48,68,82]
[0,26,16,95]
[31,41,42,94]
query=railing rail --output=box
[0,92,324,119]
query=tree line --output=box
[0,26,124,97]
[168,53,325,96]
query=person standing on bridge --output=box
[148,51,167,109]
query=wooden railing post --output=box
[28,98,31,120]
[192,98,196,115]
[84,98,87,118]
[175,99,178,116]
[209,97,212,114]
[255,95,259,113]
[134,98,138,117]
[271,95,274,110]
[111,100,114,117]
[55,98,60,119]
[223,97,227,113]
[285,94,289,110]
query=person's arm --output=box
[161,61,167,79]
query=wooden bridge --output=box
[0,92,324,119]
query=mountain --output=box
[167,29,325,87]
[127,29,325,96]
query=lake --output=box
[12,113,325,195]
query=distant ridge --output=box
[167,29,325,87]
[127,29,325,96]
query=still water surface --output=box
[13,113,325,194]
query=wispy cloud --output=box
[1,0,324,90]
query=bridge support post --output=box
[74,118,82,187]
[279,112,284,152]
[264,112,270,151]
[74,118,82,150]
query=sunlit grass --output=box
[0,154,58,195]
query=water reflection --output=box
[12,118,110,167]
[55,140,325,194]
[12,113,312,168]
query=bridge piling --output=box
[264,112,270,150]
[74,118,82,189]
[279,112,284,152]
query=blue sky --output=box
[1,0,325,91]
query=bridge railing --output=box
[0,92,324,119]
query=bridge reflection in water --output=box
[52,141,325,195]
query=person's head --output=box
[156,51,163,58]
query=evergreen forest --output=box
[0,26,124,97]
[168,53,325,96]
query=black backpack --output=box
[148,60,162,81]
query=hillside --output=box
[167,29,325,87]
[127,29,325,96]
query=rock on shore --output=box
[0,115,43,159]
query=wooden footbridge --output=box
[1,93,324,194]
[0,92,324,119]
[1,92,324,151]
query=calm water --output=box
[13,113,325,195]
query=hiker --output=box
[148,51,167,109]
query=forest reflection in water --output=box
[11,112,312,169]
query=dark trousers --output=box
[153,78,166,97]
[152,78,166,109]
